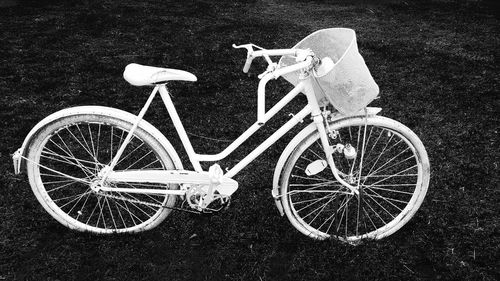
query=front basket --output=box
[279,28,379,114]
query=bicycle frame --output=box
[98,50,357,196]
[105,79,313,178]
[161,82,311,177]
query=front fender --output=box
[13,106,183,174]
[271,107,381,216]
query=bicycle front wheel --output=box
[280,116,430,243]
[26,110,179,233]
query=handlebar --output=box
[232,43,311,74]
[232,44,254,73]
[232,43,319,126]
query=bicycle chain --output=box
[98,191,202,214]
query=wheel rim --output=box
[284,118,426,242]
[30,119,175,233]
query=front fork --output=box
[312,113,359,195]
[302,75,359,195]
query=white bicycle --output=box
[12,28,430,243]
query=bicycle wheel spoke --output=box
[356,188,364,236]
[302,194,338,221]
[292,175,330,181]
[50,137,94,177]
[46,180,81,193]
[363,191,396,220]
[290,188,347,194]
[365,137,401,176]
[363,187,406,209]
[56,190,91,207]
[110,126,114,162]
[104,197,118,230]
[336,195,351,233]
[307,146,325,161]
[43,147,104,168]
[292,196,333,205]
[365,185,414,195]
[349,125,362,175]
[363,196,387,225]
[95,124,101,164]
[124,150,153,170]
[363,128,384,164]
[38,164,92,185]
[86,197,101,225]
[307,194,338,225]
[112,199,127,228]
[365,147,412,179]
[115,130,127,156]
[319,196,344,233]
[115,138,144,166]
[295,193,335,213]
[113,198,143,225]
[356,120,369,187]
[289,180,339,188]
[41,149,97,175]
[363,165,418,187]
[363,206,377,231]
[66,188,90,216]
[43,178,78,185]
[75,124,96,161]
[65,127,98,163]
[139,159,161,170]
[96,197,106,229]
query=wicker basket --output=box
[279,28,379,114]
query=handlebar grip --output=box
[243,57,253,73]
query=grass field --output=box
[0,0,499,280]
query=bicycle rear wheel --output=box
[26,110,179,233]
[280,116,430,243]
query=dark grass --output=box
[0,0,499,280]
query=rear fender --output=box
[272,107,381,216]
[13,106,183,174]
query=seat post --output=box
[158,85,203,172]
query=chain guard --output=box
[98,190,203,214]
[98,187,230,215]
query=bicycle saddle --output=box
[123,63,197,86]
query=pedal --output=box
[184,164,238,212]
[203,194,231,214]
[208,164,224,185]
[209,164,238,197]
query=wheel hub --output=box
[89,179,103,193]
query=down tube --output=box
[224,105,311,178]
